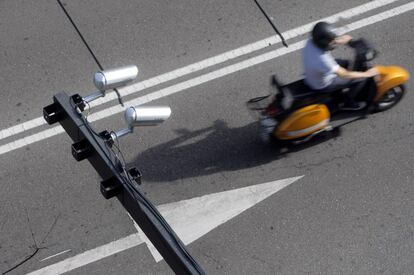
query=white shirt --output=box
[303,39,340,90]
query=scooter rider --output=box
[303,21,379,110]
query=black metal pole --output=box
[43,92,205,275]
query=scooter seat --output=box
[282,79,318,98]
[280,79,330,110]
[272,76,339,111]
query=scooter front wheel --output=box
[375,84,406,112]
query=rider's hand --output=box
[366,67,379,77]
[334,35,353,45]
[366,67,382,82]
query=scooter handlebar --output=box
[348,38,379,62]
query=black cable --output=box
[107,134,204,272]
[56,0,124,106]
[253,0,288,47]
[71,98,204,273]
[109,143,205,272]
[56,0,103,70]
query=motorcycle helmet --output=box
[311,21,338,51]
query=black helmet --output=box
[311,22,338,50]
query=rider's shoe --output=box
[339,101,367,111]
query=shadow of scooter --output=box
[131,119,344,183]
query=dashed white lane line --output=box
[1,1,413,157]
[0,0,401,142]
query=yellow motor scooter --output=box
[247,38,410,144]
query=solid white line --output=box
[40,250,71,262]
[27,176,303,274]
[1,2,413,157]
[0,0,401,142]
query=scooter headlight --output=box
[365,49,378,61]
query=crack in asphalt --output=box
[202,251,225,271]
[251,254,279,271]
[292,151,357,170]
[1,210,60,275]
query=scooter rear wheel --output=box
[375,84,406,112]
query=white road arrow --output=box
[28,176,303,274]
[140,175,304,262]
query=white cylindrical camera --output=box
[109,106,171,142]
[125,106,171,127]
[94,65,138,91]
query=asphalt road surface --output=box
[1,0,414,274]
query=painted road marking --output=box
[0,0,402,142]
[27,176,303,274]
[39,250,71,262]
[28,234,144,275]
[1,2,414,157]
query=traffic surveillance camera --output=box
[125,106,171,127]
[83,65,139,104]
[94,65,139,91]
[110,106,172,141]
